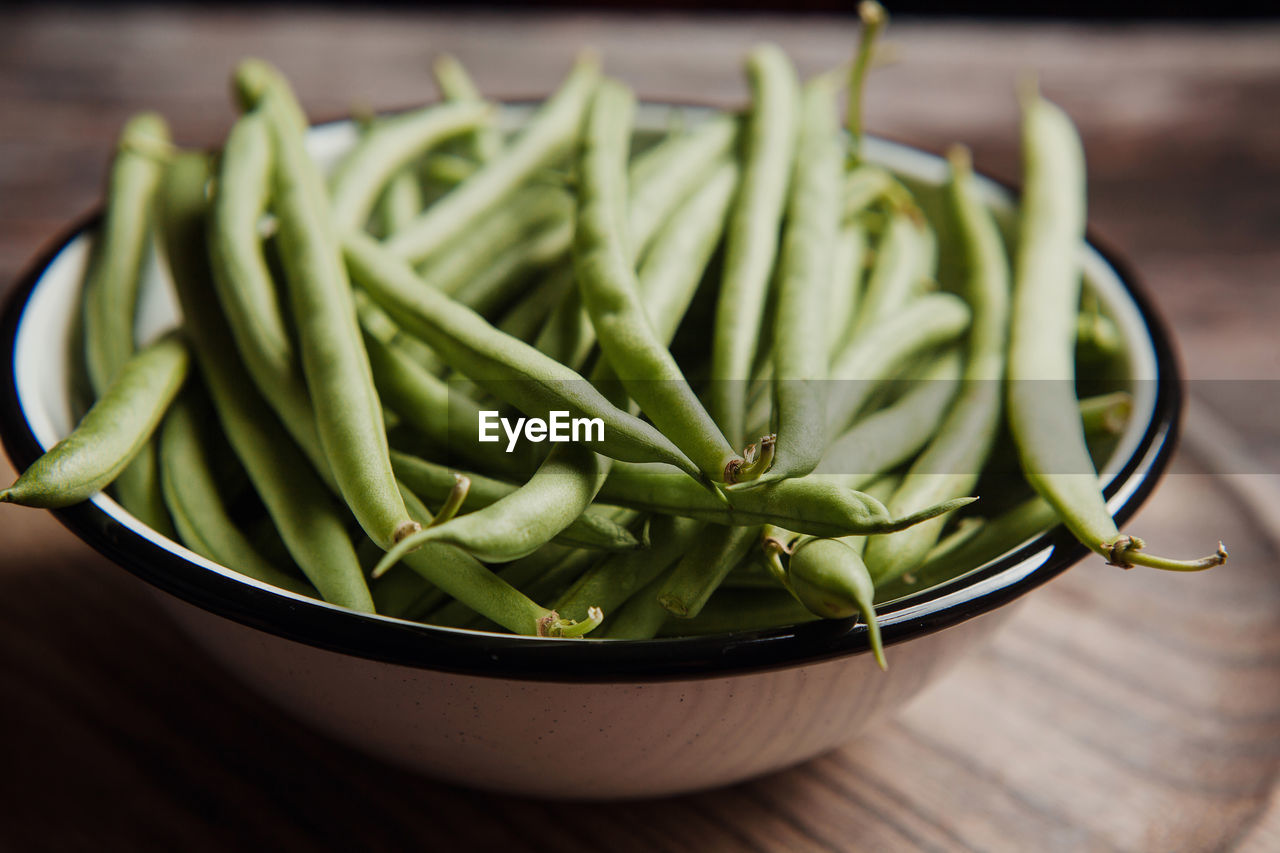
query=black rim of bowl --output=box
[0,190,1182,686]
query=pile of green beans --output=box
[4,4,1225,656]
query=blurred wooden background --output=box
[1,8,1278,851]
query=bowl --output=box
[0,102,1182,800]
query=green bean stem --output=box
[1007,91,1225,572]
[846,0,888,161]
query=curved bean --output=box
[330,100,491,232]
[432,53,504,163]
[1,332,188,509]
[1007,92,1225,572]
[787,537,886,669]
[388,449,639,553]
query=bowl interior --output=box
[0,102,1177,678]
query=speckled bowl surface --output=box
[0,104,1182,799]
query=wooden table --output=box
[2,9,1278,851]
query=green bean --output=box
[657,524,761,618]
[787,537,886,669]
[376,168,425,239]
[847,210,931,339]
[843,166,903,220]
[600,569,673,640]
[2,332,188,508]
[826,223,868,360]
[455,218,574,317]
[375,444,612,567]
[825,292,971,438]
[158,152,374,611]
[233,59,308,137]
[356,293,535,478]
[424,184,572,296]
[344,231,701,477]
[626,115,738,260]
[654,588,817,637]
[158,392,314,597]
[636,161,740,341]
[496,266,576,343]
[208,110,333,483]
[555,515,702,623]
[1007,91,1225,572]
[709,44,800,447]
[388,449,639,552]
[432,53,503,163]
[255,73,417,550]
[765,77,843,483]
[420,152,480,187]
[393,485,600,636]
[431,545,601,630]
[599,463,972,538]
[373,563,441,619]
[82,113,174,531]
[845,0,888,161]
[878,497,1059,603]
[864,146,1011,585]
[385,54,599,263]
[814,351,963,487]
[574,79,741,482]
[330,101,490,232]
[83,112,170,397]
[1078,391,1132,436]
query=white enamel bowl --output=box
[0,104,1183,799]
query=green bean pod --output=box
[433,54,504,163]
[385,54,599,264]
[330,100,492,232]
[455,217,574,317]
[657,524,761,619]
[863,147,1011,585]
[344,231,701,478]
[826,222,868,361]
[158,392,315,597]
[814,351,963,487]
[2,332,188,509]
[709,44,800,447]
[847,210,931,339]
[257,74,417,550]
[389,449,639,553]
[1007,92,1225,572]
[787,538,886,669]
[375,444,612,567]
[376,168,426,239]
[158,152,374,611]
[207,110,333,483]
[394,486,599,637]
[766,77,844,483]
[599,463,973,538]
[574,79,740,482]
[825,292,971,438]
[654,588,817,637]
[83,112,171,397]
[555,515,703,623]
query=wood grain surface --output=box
[1,8,1278,851]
